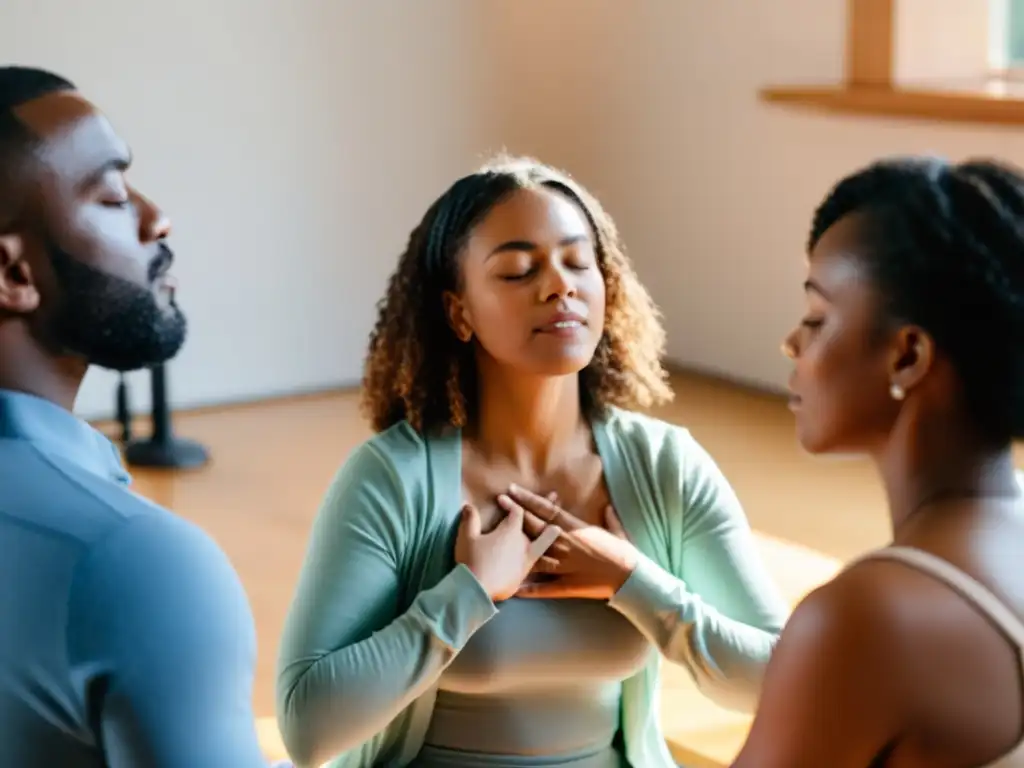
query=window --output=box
[1006,0,1024,66]
[761,0,1024,127]
[991,0,1024,70]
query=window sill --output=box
[759,78,1024,126]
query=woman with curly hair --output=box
[275,156,786,768]
[731,157,1024,767]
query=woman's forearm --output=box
[276,565,496,767]
[609,552,782,712]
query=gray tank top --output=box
[413,596,652,767]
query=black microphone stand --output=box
[121,363,210,470]
[115,372,132,444]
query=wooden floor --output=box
[101,371,1007,766]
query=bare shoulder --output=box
[731,562,916,767]
[758,560,918,713]
[791,552,991,656]
[734,551,1024,768]
[837,546,1024,764]
[782,558,914,659]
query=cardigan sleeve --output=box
[275,439,498,768]
[607,427,788,713]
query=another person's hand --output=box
[454,501,562,602]
[497,485,639,600]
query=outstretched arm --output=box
[67,513,271,768]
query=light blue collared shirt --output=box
[0,388,271,767]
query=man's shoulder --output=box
[75,508,234,591]
[67,507,251,645]
[0,447,239,604]
[0,437,169,549]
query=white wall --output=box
[1,0,504,419]
[487,0,1024,393]
[10,0,1023,418]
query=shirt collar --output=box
[0,389,132,485]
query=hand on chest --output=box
[461,451,611,534]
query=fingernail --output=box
[497,494,511,508]
[509,483,520,493]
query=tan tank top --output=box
[854,546,1024,767]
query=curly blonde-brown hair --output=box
[361,155,672,434]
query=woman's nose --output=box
[780,332,798,360]
[540,264,576,301]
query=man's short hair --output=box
[0,66,75,115]
[0,67,76,226]
[0,66,75,144]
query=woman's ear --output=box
[0,234,40,314]
[888,325,934,397]
[442,290,473,343]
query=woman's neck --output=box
[876,413,1020,537]
[470,367,586,477]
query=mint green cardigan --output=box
[276,407,787,768]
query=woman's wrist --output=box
[607,551,670,608]
[408,564,499,649]
[604,542,639,595]
[449,562,498,607]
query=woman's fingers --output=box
[526,523,562,562]
[534,555,561,573]
[549,540,571,557]
[459,503,482,538]
[498,493,549,538]
[507,484,581,528]
[495,496,524,532]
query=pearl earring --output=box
[889,383,905,401]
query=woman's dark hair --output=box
[809,155,1024,442]
[361,155,672,434]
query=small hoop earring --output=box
[889,383,905,401]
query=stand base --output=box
[124,436,211,470]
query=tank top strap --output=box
[850,546,1024,647]
[852,547,1024,765]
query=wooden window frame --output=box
[760,0,1024,126]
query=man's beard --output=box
[45,243,188,372]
